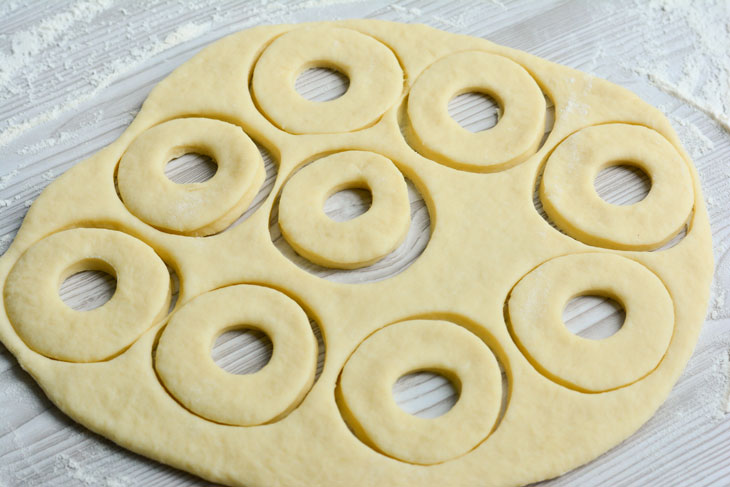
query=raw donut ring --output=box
[507,253,674,392]
[278,151,411,269]
[407,50,546,172]
[252,26,403,134]
[4,228,171,362]
[337,319,503,465]
[154,285,318,426]
[117,117,265,236]
[540,123,693,250]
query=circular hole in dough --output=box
[447,91,501,133]
[539,123,693,250]
[324,187,373,222]
[594,163,652,206]
[392,370,459,419]
[406,50,546,172]
[5,228,171,363]
[337,319,502,465]
[252,26,402,134]
[562,294,626,340]
[155,284,318,426]
[294,66,350,102]
[277,151,410,270]
[117,117,265,237]
[166,264,180,314]
[211,328,273,375]
[270,171,431,284]
[59,264,118,311]
[164,152,218,184]
[507,253,673,392]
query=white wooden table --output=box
[1,1,729,485]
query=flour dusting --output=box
[0,19,212,149]
[56,452,132,487]
[0,0,113,91]
[618,0,730,133]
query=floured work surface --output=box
[0,20,713,486]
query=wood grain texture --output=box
[1,1,729,486]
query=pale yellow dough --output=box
[155,284,317,426]
[252,25,403,134]
[278,150,410,269]
[117,117,265,236]
[4,228,171,362]
[507,253,674,392]
[337,319,503,465]
[540,123,693,250]
[0,20,713,487]
[407,50,546,172]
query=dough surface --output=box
[0,20,713,487]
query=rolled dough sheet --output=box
[0,20,713,487]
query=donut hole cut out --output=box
[405,50,547,172]
[400,86,555,171]
[212,328,273,375]
[155,284,320,426]
[164,152,217,184]
[59,262,117,312]
[392,370,459,419]
[447,91,500,133]
[539,123,693,251]
[269,152,432,283]
[336,319,505,465]
[5,228,171,363]
[252,26,402,134]
[324,187,373,222]
[507,253,674,392]
[562,294,626,340]
[208,302,326,382]
[117,118,267,237]
[294,66,349,102]
[594,164,652,206]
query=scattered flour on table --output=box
[661,343,730,430]
[0,171,19,191]
[616,0,730,133]
[55,453,132,487]
[711,349,730,418]
[0,0,376,154]
[0,19,212,149]
[723,350,730,414]
[664,111,715,159]
[0,1,214,150]
[0,235,12,254]
[0,0,113,90]
[709,282,728,321]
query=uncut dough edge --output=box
[0,20,713,487]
